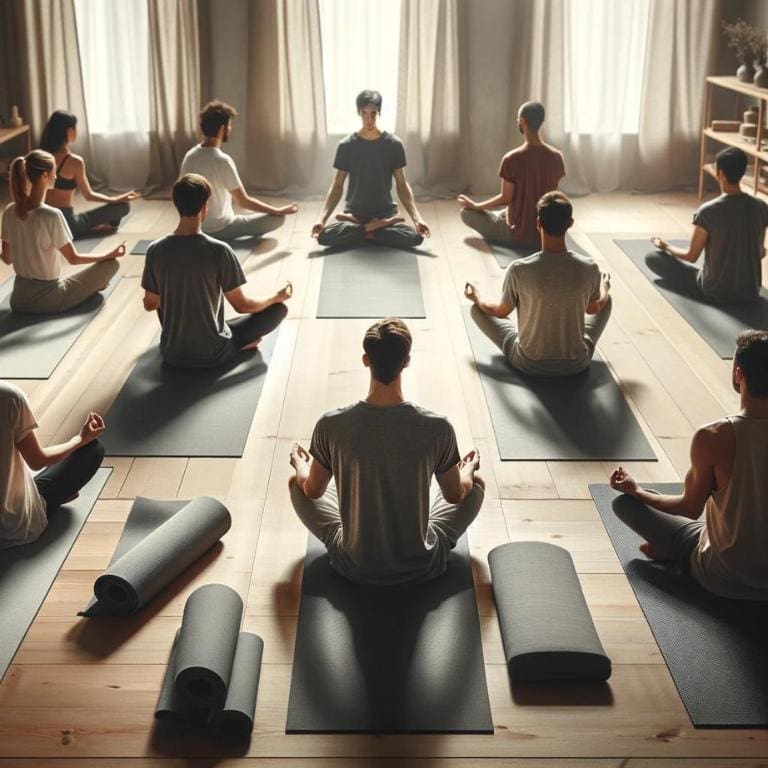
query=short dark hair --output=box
[199,100,237,138]
[519,101,546,131]
[363,318,411,384]
[735,330,768,398]
[716,146,748,183]
[40,110,77,153]
[173,173,212,217]
[536,191,573,237]
[356,90,383,113]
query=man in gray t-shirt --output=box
[288,318,484,585]
[310,89,431,250]
[652,146,768,303]
[466,191,612,376]
[141,174,291,369]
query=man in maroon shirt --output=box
[458,101,565,248]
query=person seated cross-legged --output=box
[141,174,291,369]
[288,318,484,585]
[609,330,768,600]
[651,146,768,303]
[466,191,611,377]
[311,90,430,250]
[458,100,565,249]
[0,379,105,549]
[179,100,299,241]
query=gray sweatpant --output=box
[10,260,119,314]
[461,207,537,247]
[318,221,423,250]
[290,480,484,580]
[208,214,284,241]
[470,296,613,376]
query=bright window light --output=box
[565,0,650,134]
[319,0,402,135]
[74,0,150,135]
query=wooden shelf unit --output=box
[699,75,768,198]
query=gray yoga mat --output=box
[316,245,426,319]
[489,541,611,683]
[102,330,278,457]
[610,237,768,359]
[462,306,655,461]
[486,233,584,268]
[78,496,231,617]
[0,277,120,379]
[131,239,154,255]
[590,483,768,727]
[132,238,253,264]
[286,535,493,734]
[74,237,104,254]
[0,468,110,681]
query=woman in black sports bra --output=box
[40,110,139,240]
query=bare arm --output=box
[610,427,719,519]
[17,413,105,471]
[74,157,138,204]
[60,241,126,266]
[436,450,481,504]
[464,281,514,318]
[651,226,708,264]
[230,186,298,217]
[312,171,347,237]
[394,168,430,237]
[458,178,515,211]
[143,290,160,312]
[586,272,611,315]
[224,281,292,315]
[1,239,11,265]
[290,443,332,499]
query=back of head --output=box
[519,101,546,132]
[716,146,747,184]
[536,190,572,237]
[355,89,383,113]
[735,330,768,398]
[363,318,412,384]
[199,100,237,138]
[9,150,55,220]
[40,110,78,153]
[173,173,212,217]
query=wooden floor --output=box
[1,192,767,767]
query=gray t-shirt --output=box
[333,131,406,220]
[502,249,601,374]
[693,193,768,302]
[141,234,246,368]
[310,401,460,584]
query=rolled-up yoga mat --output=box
[174,583,244,707]
[80,496,231,616]
[155,631,186,724]
[489,541,611,683]
[208,632,264,739]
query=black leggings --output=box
[34,440,105,514]
[60,202,131,240]
[227,302,288,350]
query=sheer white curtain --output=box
[318,0,401,135]
[74,0,150,189]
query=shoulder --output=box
[383,131,404,146]
[0,380,28,411]
[201,233,238,258]
[68,153,85,168]
[569,250,598,269]
[39,204,68,225]
[2,202,16,219]
[316,403,361,428]
[692,419,733,457]
[337,134,357,148]
[406,403,453,429]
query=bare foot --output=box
[91,224,117,234]
[240,336,263,352]
[639,542,671,561]
[336,213,360,224]
[365,216,405,234]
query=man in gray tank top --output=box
[651,147,768,303]
[288,318,484,585]
[610,330,768,600]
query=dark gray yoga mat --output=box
[132,238,253,264]
[0,468,110,681]
[0,277,119,379]
[131,239,154,255]
[590,483,768,727]
[286,535,493,734]
[462,306,655,461]
[611,238,768,359]
[78,496,231,617]
[102,331,278,457]
[489,541,611,683]
[486,233,584,268]
[316,245,426,319]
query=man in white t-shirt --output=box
[0,380,105,549]
[179,100,299,240]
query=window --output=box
[319,0,402,135]
[565,0,650,134]
[74,0,150,136]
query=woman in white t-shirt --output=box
[0,150,126,314]
[0,379,105,550]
